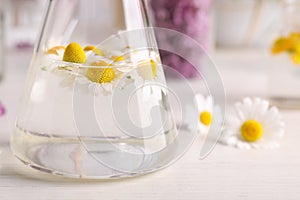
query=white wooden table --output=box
[1,49,300,200]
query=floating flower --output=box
[194,94,213,134]
[77,69,133,96]
[86,68,115,83]
[0,102,6,116]
[43,41,163,96]
[220,98,285,149]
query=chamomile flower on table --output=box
[194,94,213,134]
[220,97,285,149]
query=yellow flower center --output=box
[86,68,115,83]
[199,111,212,126]
[63,42,87,63]
[240,119,263,142]
[84,45,104,56]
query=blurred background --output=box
[1,0,46,50]
[0,0,284,51]
[0,0,286,79]
[0,0,285,52]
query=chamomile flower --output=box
[85,67,125,95]
[194,94,213,134]
[271,32,300,64]
[45,43,103,64]
[220,97,285,149]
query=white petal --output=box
[251,143,259,149]
[76,77,90,85]
[102,83,113,92]
[249,98,260,118]
[236,141,246,149]
[225,136,237,145]
[234,102,248,122]
[242,98,253,118]
[110,50,123,56]
[243,97,253,107]
[116,66,134,73]
[219,135,237,146]
[262,106,280,126]
[263,127,285,141]
[195,94,205,111]
[254,99,269,121]
[205,96,213,111]
[198,124,209,135]
[226,116,241,130]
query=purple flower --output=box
[0,102,6,116]
[151,0,212,78]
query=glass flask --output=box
[10,0,202,179]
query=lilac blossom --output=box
[151,0,211,78]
